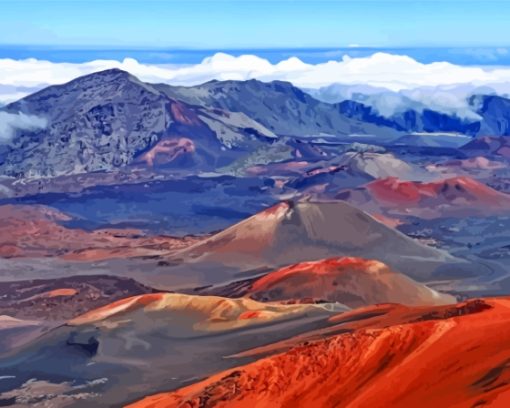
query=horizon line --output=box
[1,44,510,51]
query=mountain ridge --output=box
[2,68,510,179]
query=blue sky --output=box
[0,0,509,48]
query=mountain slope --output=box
[2,69,169,177]
[162,80,510,138]
[128,298,510,408]
[337,99,481,135]
[471,94,510,136]
[0,315,50,354]
[0,70,277,177]
[426,156,506,174]
[69,293,334,335]
[174,200,462,281]
[311,89,510,137]
[157,79,401,138]
[245,257,455,307]
[337,176,510,218]
[0,293,339,407]
[5,70,510,179]
[335,151,417,178]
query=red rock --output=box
[246,257,454,307]
[137,138,195,167]
[356,176,510,217]
[128,297,510,408]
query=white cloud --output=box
[2,52,510,117]
[309,83,489,119]
[0,111,47,142]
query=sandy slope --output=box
[69,292,334,335]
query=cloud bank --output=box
[0,112,47,142]
[2,52,510,117]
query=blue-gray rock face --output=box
[2,70,169,177]
[0,70,278,177]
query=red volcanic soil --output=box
[364,176,510,214]
[128,297,510,408]
[246,257,454,307]
[0,204,201,260]
[169,100,202,126]
[137,138,195,167]
[36,288,78,298]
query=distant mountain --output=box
[3,68,510,179]
[311,86,510,138]
[337,99,481,135]
[471,94,510,136]
[337,176,510,218]
[0,71,403,178]
[157,79,400,138]
[392,133,472,148]
[0,70,278,177]
[354,93,510,137]
[2,70,170,177]
[283,151,420,196]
